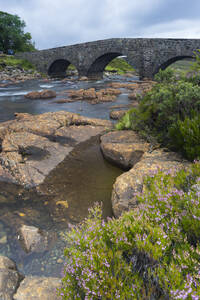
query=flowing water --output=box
[0,74,138,277]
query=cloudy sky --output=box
[1,0,200,50]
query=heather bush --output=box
[59,162,200,300]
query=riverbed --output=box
[0,74,138,277]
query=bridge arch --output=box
[154,55,194,75]
[87,52,123,79]
[48,58,77,77]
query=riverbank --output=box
[0,55,42,84]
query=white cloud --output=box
[0,0,200,49]
[144,19,200,39]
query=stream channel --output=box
[0,74,138,277]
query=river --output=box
[0,74,138,277]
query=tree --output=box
[0,11,36,53]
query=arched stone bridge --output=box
[15,38,200,79]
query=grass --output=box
[105,57,136,75]
[0,55,35,71]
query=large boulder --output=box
[100,131,150,170]
[13,276,62,300]
[0,256,23,300]
[111,149,191,217]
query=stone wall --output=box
[15,38,200,79]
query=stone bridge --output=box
[15,38,200,79]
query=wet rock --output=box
[111,149,191,217]
[13,276,61,300]
[98,88,121,96]
[40,89,56,99]
[128,90,139,100]
[0,256,23,300]
[100,131,150,170]
[109,110,128,120]
[24,91,41,99]
[24,89,56,100]
[108,82,139,89]
[52,98,74,104]
[0,111,112,186]
[18,225,56,253]
[0,164,16,183]
[79,76,88,81]
[68,87,120,103]
[83,88,96,100]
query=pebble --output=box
[0,235,7,244]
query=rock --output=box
[111,149,191,217]
[79,76,88,81]
[0,111,112,187]
[53,98,74,104]
[108,82,139,89]
[18,225,56,253]
[24,90,56,100]
[100,131,150,170]
[0,164,16,183]
[98,88,121,96]
[13,276,62,300]
[0,256,23,300]
[68,88,119,103]
[40,89,56,99]
[83,88,96,100]
[24,91,41,99]
[124,72,135,77]
[109,110,128,120]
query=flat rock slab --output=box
[112,149,191,217]
[0,256,23,300]
[14,276,61,300]
[0,111,112,187]
[100,130,150,170]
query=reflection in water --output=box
[0,136,123,277]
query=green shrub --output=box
[154,67,176,83]
[115,108,136,130]
[169,112,200,160]
[116,76,200,157]
[59,163,200,300]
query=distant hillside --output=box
[105,57,136,74]
[167,59,194,71]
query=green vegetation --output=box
[116,67,200,161]
[0,55,35,71]
[59,162,200,299]
[105,57,136,75]
[167,59,194,72]
[0,11,35,53]
[67,64,76,71]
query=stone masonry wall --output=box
[15,38,200,79]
